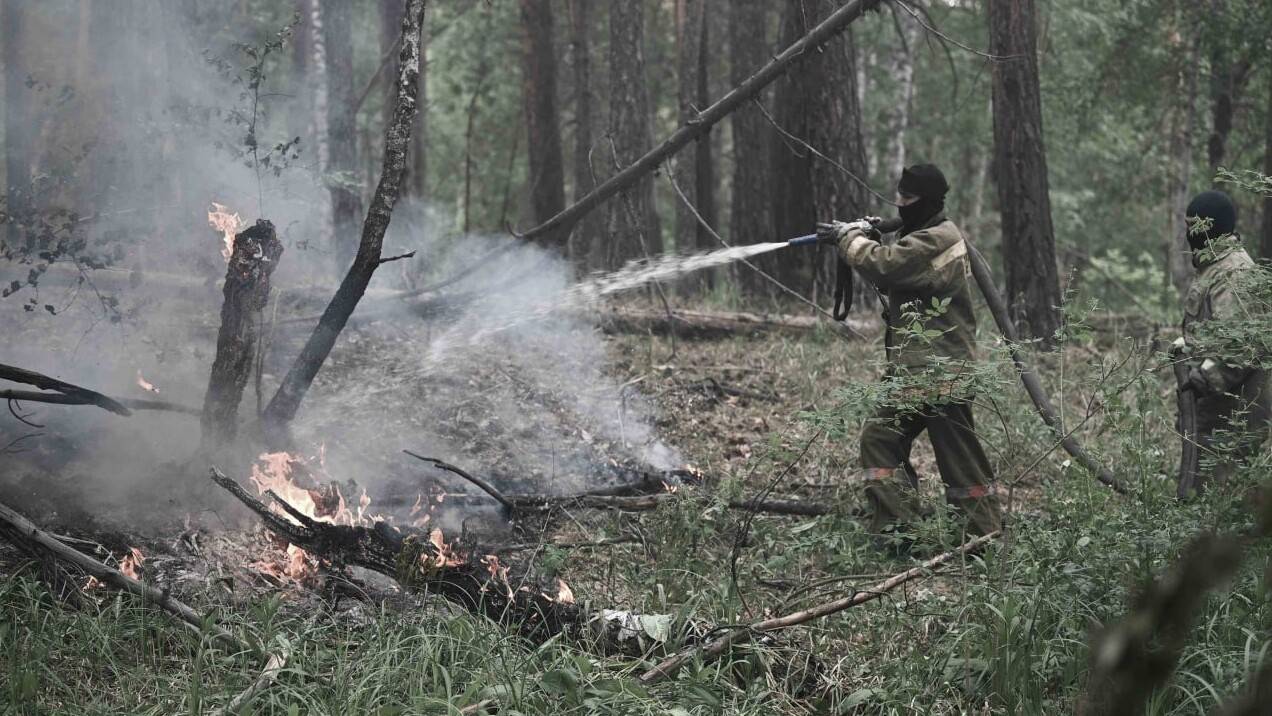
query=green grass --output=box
[5,331,1272,714]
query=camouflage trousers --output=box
[857,399,1002,536]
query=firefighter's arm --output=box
[836,228,941,291]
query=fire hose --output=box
[786,222,1124,493]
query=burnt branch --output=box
[0,362,131,416]
[262,0,428,440]
[0,390,199,415]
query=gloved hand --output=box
[816,220,876,243]
[1184,364,1212,394]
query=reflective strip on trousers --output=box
[945,484,996,499]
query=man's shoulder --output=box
[907,220,964,245]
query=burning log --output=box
[211,466,689,652]
[200,219,284,449]
[0,362,132,416]
[638,531,1001,683]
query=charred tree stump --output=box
[200,220,283,449]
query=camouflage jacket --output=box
[837,213,977,370]
[1182,237,1269,400]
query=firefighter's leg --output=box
[925,401,1002,536]
[859,406,926,533]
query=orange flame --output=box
[135,370,159,393]
[248,451,369,581]
[208,202,244,260]
[120,547,145,580]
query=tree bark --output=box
[988,0,1062,343]
[674,0,716,291]
[201,220,283,449]
[1263,64,1272,261]
[597,0,660,271]
[2,0,30,249]
[728,0,777,299]
[518,0,882,246]
[322,0,364,265]
[381,0,405,134]
[884,12,918,179]
[566,0,601,269]
[808,3,868,301]
[1166,29,1200,296]
[1205,1,1252,177]
[263,0,427,440]
[519,0,567,248]
[769,1,818,295]
[408,7,429,200]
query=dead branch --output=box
[639,531,1000,683]
[508,492,833,517]
[0,498,239,650]
[0,362,131,416]
[517,0,883,242]
[403,450,514,515]
[262,0,428,441]
[964,241,1124,493]
[0,390,200,415]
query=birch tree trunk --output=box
[885,12,918,180]
[1261,63,1272,261]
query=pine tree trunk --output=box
[808,5,868,305]
[727,0,775,299]
[598,0,660,271]
[988,0,1062,343]
[2,0,30,249]
[1166,30,1199,296]
[520,0,567,248]
[1261,63,1272,261]
[674,0,715,292]
[322,0,364,266]
[769,0,817,297]
[566,0,599,270]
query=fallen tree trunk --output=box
[639,530,1001,683]
[593,307,878,340]
[0,362,131,416]
[262,0,427,442]
[964,241,1124,493]
[201,219,284,448]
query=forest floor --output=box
[2,300,1270,715]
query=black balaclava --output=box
[1185,190,1238,251]
[897,163,950,235]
